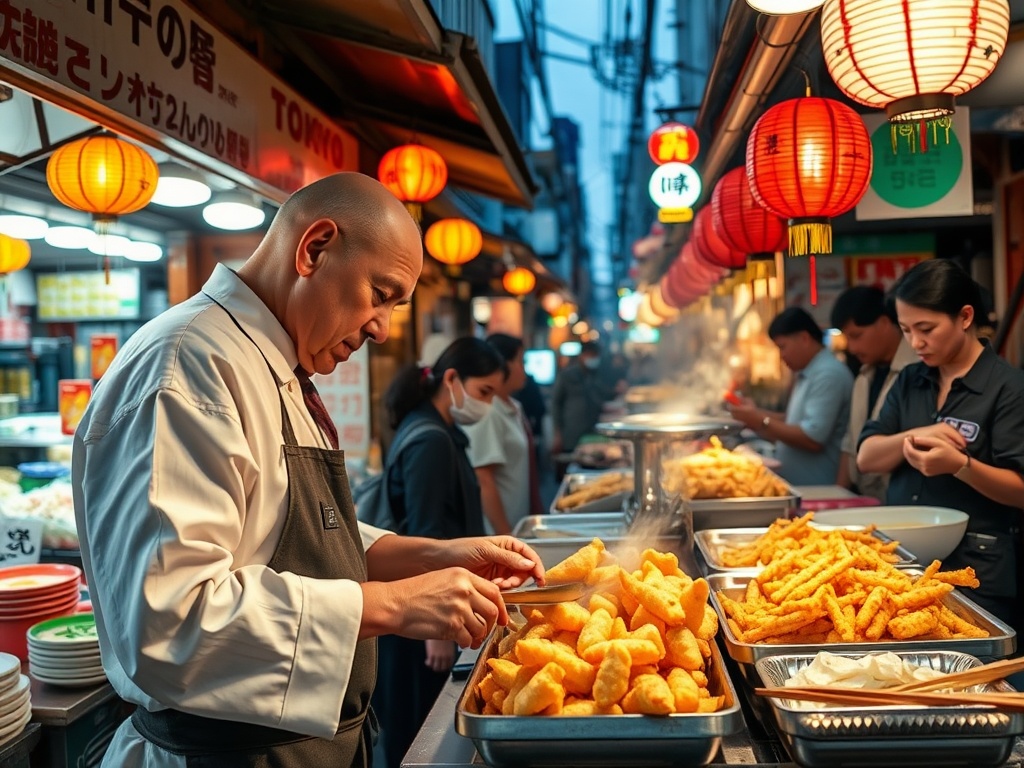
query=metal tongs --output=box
[500,582,586,605]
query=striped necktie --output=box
[294,367,339,450]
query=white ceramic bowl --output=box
[810,506,969,563]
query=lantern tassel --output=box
[788,220,832,257]
[809,255,818,307]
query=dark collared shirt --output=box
[859,343,1024,532]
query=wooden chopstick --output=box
[887,657,1024,693]
[755,685,1024,711]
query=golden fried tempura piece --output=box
[887,607,939,639]
[577,608,614,658]
[593,642,631,707]
[582,638,661,666]
[621,674,674,715]
[697,604,719,641]
[502,666,535,715]
[541,602,592,633]
[546,538,606,585]
[641,548,681,577]
[513,662,567,716]
[515,638,596,695]
[562,698,623,716]
[667,667,700,713]
[486,657,521,690]
[679,578,710,635]
[630,623,667,660]
[664,626,703,670]
[619,569,685,625]
[588,592,621,618]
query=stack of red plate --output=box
[0,564,82,660]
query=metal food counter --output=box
[401,646,1024,768]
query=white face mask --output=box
[447,378,492,425]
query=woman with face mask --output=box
[372,336,506,768]
[858,259,1024,636]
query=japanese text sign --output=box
[0,0,358,195]
[0,517,43,565]
[647,123,699,165]
[313,344,370,462]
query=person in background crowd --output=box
[858,259,1024,634]
[831,285,919,501]
[463,334,541,535]
[514,370,547,447]
[73,172,544,768]
[551,341,613,456]
[727,307,853,486]
[375,336,507,768]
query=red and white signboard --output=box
[313,345,371,462]
[0,0,359,196]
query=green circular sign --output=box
[869,122,962,208]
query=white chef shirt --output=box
[462,396,531,533]
[73,265,391,767]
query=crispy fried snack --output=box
[662,436,789,500]
[545,538,606,585]
[477,539,727,716]
[718,531,988,645]
[555,472,633,511]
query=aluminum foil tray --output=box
[754,650,1024,768]
[455,629,745,767]
[707,571,1017,666]
[695,526,917,574]
[550,471,632,515]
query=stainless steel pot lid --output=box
[595,413,742,439]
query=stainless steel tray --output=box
[687,471,802,531]
[695,527,917,573]
[754,650,1024,768]
[550,471,632,515]
[455,627,745,767]
[510,513,683,572]
[595,413,742,440]
[707,571,1018,665]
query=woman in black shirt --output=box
[373,337,506,768]
[859,260,1024,633]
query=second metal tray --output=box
[707,570,1018,666]
[550,471,632,515]
[754,650,1024,768]
[455,628,745,767]
[695,526,917,573]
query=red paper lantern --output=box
[746,97,872,257]
[660,272,701,309]
[679,241,727,286]
[692,205,746,271]
[648,123,700,165]
[711,167,788,259]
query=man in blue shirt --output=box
[727,307,853,486]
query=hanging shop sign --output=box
[648,162,701,223]
[0,0,359,197]
[647,123,700,166]
[856,109,973,221]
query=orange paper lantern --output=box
[46,135,158,220]
[424,218,482,268]
[0,235,30,274]
[502,267,536,296]
[377,144,447,221]
[746,96,872,256]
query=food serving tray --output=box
[455,628,745,767]
[695,527,917,573]
[687,472,802,532]
[549,471,632,515]
[707,571,1017,666]
[754,650,1024,768]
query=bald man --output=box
[73,173,544,768]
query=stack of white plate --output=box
[27,614,105,688]
[0,652,31,742]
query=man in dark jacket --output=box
[551,341,611,455]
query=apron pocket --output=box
[949,530,1018,600]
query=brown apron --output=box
[131,299,377,767]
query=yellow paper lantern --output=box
[46,135,159,220]
[377,144,448,222]
[424,218,482,267]
[822,0,1010,122]
[0,235,30,274]
[502,267,536,297]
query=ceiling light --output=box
[88,233,132,257]
[150,163,212,207]
[202,191,266,231]
[0,214,48,240]
[124,241,163,262]
[44,225,96,250]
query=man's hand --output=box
[725,397,761,430]
[439,536,546,590]
[903,434,969,477]
[361,567,507,649]
[424,639,455,673]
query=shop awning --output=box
[243,0,537,208]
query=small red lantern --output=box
[502,267,536,297]
[746,96,872,257]
[711,167,788,259]
[377,143,447,221]
[692,206,747,271]
[660,272,700,309]
[679,241,726,286]
[648,123,700,166]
